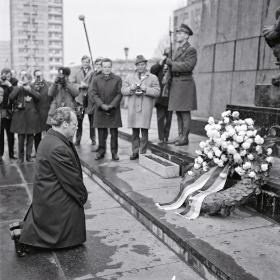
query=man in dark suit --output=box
[13,107,88,256]
[166,23,197,146]
[90,58,122,161]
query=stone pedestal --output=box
[255,84,280,108]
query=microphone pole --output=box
[78,15,94,70]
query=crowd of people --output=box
[0,23,197,164]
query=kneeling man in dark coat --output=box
[14,107,88,255]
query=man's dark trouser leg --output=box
[176,111,183,139]
[76,113,84,144]
[26,134,34,160]
[0,118,15,158]
[156,105,165,141]
[97,128,108,155]
[140,128,148,154]
[88,114,96,144]
[132,128,140,154]
[164,109,173,141]
[110,128,118,155]
[181,111,191,140]
[0,118,5,157]
[34,132,42,152]
[18,134,25,161]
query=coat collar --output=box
[48,129,72,147]
[173,41,191,60]
[101,73,114,80]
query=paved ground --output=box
[0,161,202,280]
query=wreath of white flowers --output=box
[188,110,273,184]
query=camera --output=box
[55,70,66,86]
[135,83,143,95]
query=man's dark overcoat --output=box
[9,86,41,134]
[168,41,197,112]
[90,73,122,128]
[20,129,88,248]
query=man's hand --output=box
[140,84,147,92]
[166,58,173,66]
[1,80,12,87]
[130,84,138,91]
[101,104,110,111]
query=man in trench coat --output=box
[122,55,160,160]
[166,23,197,146]
[90,58,122,161]
[17,107,88,254]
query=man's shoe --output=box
[175,138,189,146]
[74,141,80,146]
[163,138,168,143]
[91,146,99,152]
[130,153,139,160]
[26,158,35,163]
[95,153,105,160]
[158,139,164,144]
[91,140,96,145]
[10,155,17,160]
[17,158,24,164]
[112,154,119,161]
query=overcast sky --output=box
[0,0,184,65]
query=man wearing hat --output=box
[122,55,160,160]
[166,23,197,146]
[47,67,79,126]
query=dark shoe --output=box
[74,141,80,146]
[95,153,105,160]
[9,155,17,160]
[91,146,99,152]
[175,138,189,146]
[163,138,168,143]
[130,153,139,160]
[112,154,119,161]
[91,140,96,145]
[26,158,35,163]
[17,158,24,164]
[158,139,164,144]
[31,153,36,158]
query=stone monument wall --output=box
[174,0,280,119]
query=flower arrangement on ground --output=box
[156,110,273,219]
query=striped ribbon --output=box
[155,166,218,211]
[177,164,230,220]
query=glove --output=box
[166,58,173,66]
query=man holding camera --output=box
[31,69,51,151]
[150,48,173,144]
[71,55,93,146]
[10,70,41,163]
[166,23,197,146]
[0,68,17,163]
[90,58,122,161]
[122,55,160,160]
[47,67,79,125]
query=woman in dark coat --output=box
[18,107,88,250]
[9,71,41,163]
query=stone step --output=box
[119,131,280,224]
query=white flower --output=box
[255,145,263,154]
[187,170,194,176]
[214,149,222,158]
[255,135,264,145]
[233,153,242,163]
[194,163,201,169]
[217,160,224,167]
[220,172,227,178]
[233,141,239,148]
[207,152,214,159]
[235,166,245,176]
[238,131,246,137]
[240,150,247,157]
[248,171,256,178]
[208,117,215,124]
[199,141,206,149]
[243,162,252,170]
[203,167,208,172]
[235,135,244,143]
[242,142,251,150]
[221,132,229,141]
[214,138,223,146]
[196,156,204,164]
[227,128,236,137]
[221,110,231,118]
[221,154,228,162]
[267,148,272,156]
[245,118,254,126]
[266,156,274,163]
[261,164,268,172]
[227,145,236,154]
[247,154,254,160]
[246,130,255,137]
[224,117,230,124]
[213,157,220,165]
[215,124,222,131]
[232,111,239,118]
[221,141,229,149]
[195,150,202,155]
[239,124,248,132]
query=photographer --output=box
[9,70,41,163]
[47,67,79,126]
[150,48,173,144]
[0,68,17,163]
[31,69,51,152]
[121,55,160,160]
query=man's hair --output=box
[101,58,112,66]
[81,55,90,62]
[33,69,41,76]
[51,107,75,127]
[95,57,103,64]
[1,68,11,75]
